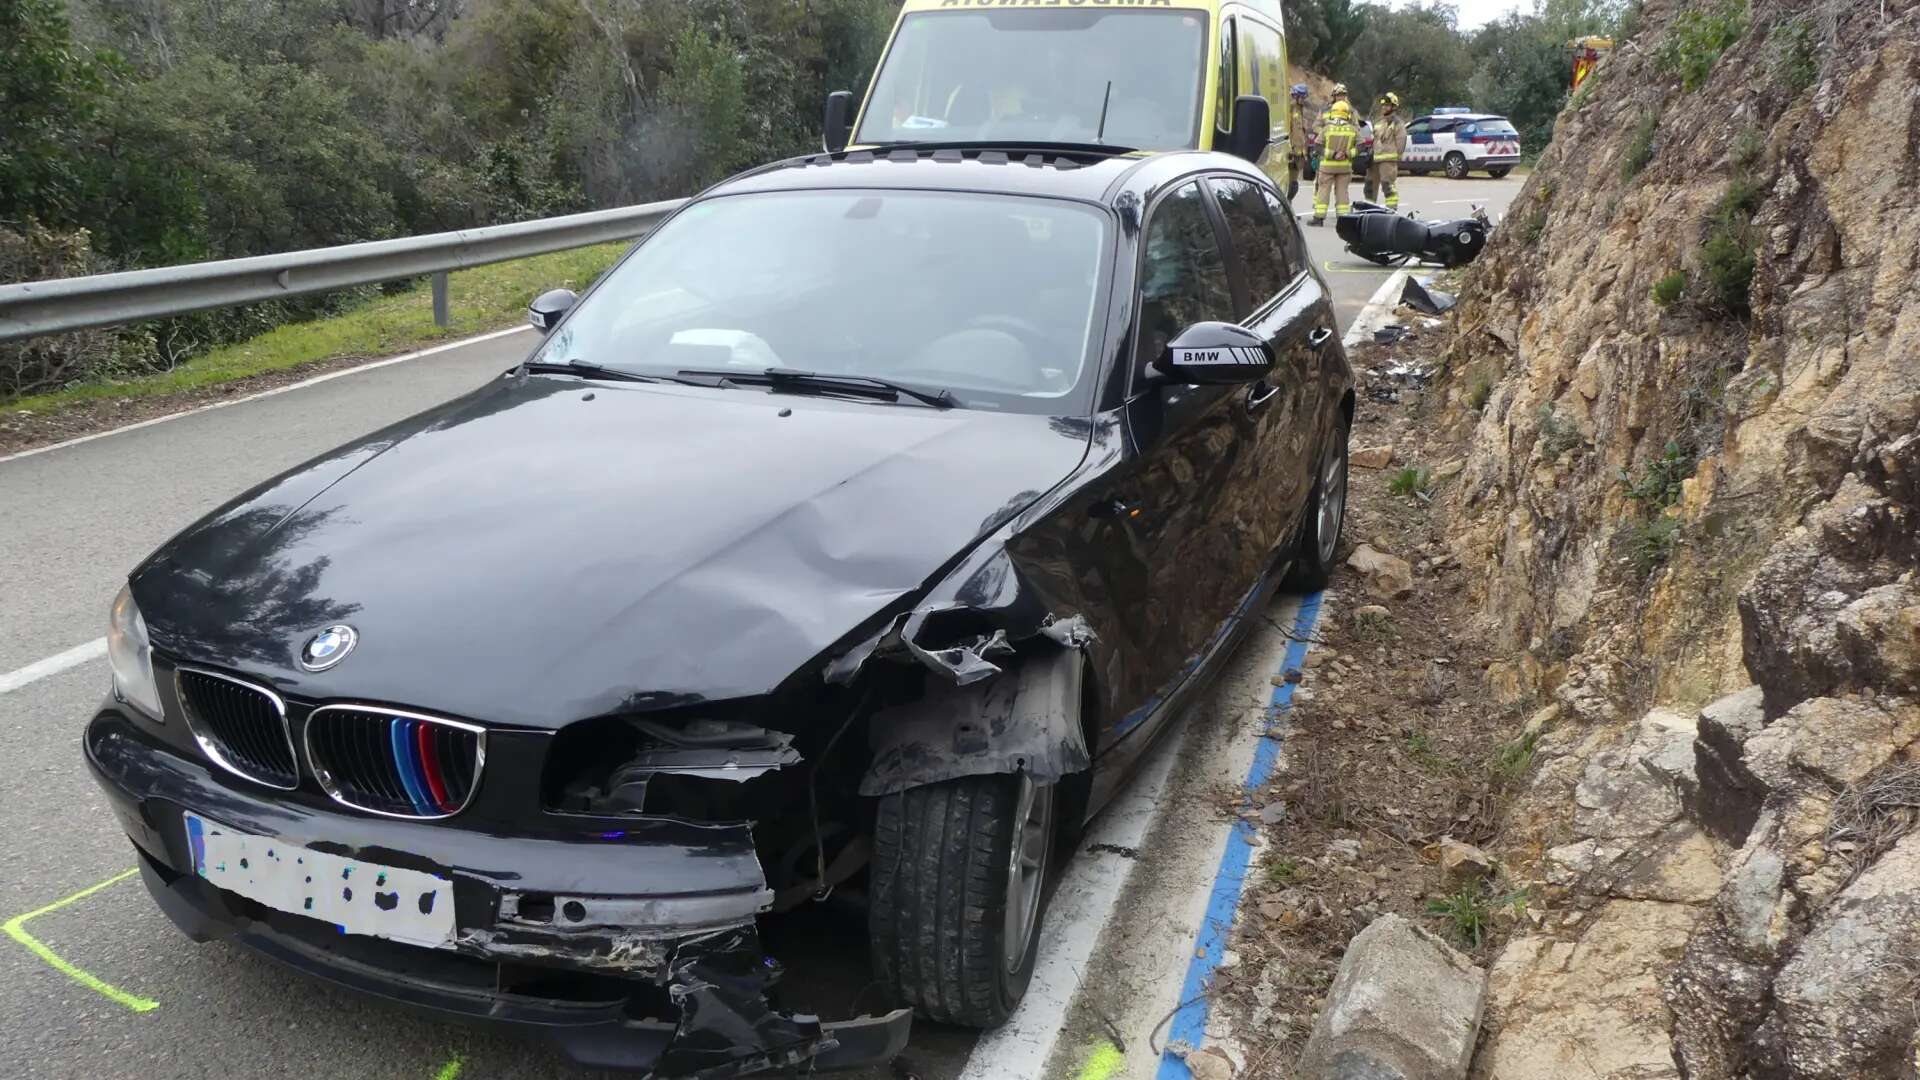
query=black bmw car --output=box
[88,145,1352,1075]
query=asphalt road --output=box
[0,171,1518,1080]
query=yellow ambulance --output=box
[824,0,1295,181]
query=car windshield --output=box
[533,190,1111,413]
[854,9,1210,149]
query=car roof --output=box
[708,146,1268,206]
[1416,112,1506,122]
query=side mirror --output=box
[822,90,854,153]
[1152,322,1273,385]
[527,288,577,334]
[1223,94,1272,163]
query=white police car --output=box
[1400,110,1522,179]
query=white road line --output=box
[1343,269,1411,348]
[0,637,107,694]
[958,724,1187,1080]
[0,325,531,466]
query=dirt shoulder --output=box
[1209,322,1544,1073]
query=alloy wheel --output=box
[1002,775,1054,975]
[1317,437,1347,567]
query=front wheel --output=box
[1286,413,1350,591]
[870,772,1055,1028]
[1444,152,1469,180]
[1487,165,1513,179]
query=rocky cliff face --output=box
[1431,0,1920,1075]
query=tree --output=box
[1344,3,1473,114]
[1285,0,1371,73]
[1,0,113,228]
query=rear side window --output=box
[1136,181,1233,375]
[1480,119,1519,136]
[1208,177,1298,312]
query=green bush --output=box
[1652,270,1688,307]
[1701,173,1763,316]
[1768,13,1820,95]
[1655,0,1751,92]
[1619,441,1694,508]
[1626,516,1682,577]
[1622,109,1659,180]
[1468,377,1494,412]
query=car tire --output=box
[1285,413,1350,592]
[1444,152,1469,180]
[1487,165,1513,179]
[870,771,1055,1028]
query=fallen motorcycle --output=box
[1335,200,1490,268]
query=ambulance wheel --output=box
[1444,153,1469,179]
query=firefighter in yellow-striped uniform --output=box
[1311,97,1358,226]
[1367,92,1407,210]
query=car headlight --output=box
[107,585,164,720]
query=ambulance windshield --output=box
[855,9,1210,150]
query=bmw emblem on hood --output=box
[299,625,358,672]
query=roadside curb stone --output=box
[1299,914,1488,1080]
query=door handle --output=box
[1245,382,1281,412]
[1308,327,1335,350]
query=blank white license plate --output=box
[185,812,455,949]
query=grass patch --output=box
[1652,269,1688,307]
[1467,376,1494,413]
[1425,888,1497,947]
[1620,440,1694,508]
[1352,607,1395,641]
[1404,729,1455,773]
[1622,109,1659,180]
[1266,858,1303,885]
[1490,732,1540,787]
[1426,886,1531,947]
[2,242,630,418]
[1388,466,1434,499]
[1536,405,1582,458]
[1626,515,1683,577]
[1655,0,1750,92]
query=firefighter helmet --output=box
[1379,91,1401,109]
[1291,83,1309,98]
[1331,83,1349,99]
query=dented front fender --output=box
[861,647,1089,796]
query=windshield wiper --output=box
[676,368,957,409]
[520,360,673,384]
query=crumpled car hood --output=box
[134,375,1091,728]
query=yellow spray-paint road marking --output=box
[1321,258,1399,275]
[432,1057,463,1080]
[1074,1040,1125,1080]
[4,867,159,1013]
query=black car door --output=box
[1206,173,1328,560]
[1079,177,1267,753]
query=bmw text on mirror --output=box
[90,142,1351,1075]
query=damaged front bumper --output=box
[85,708,910,1075]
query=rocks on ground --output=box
[1299,914,1488,1080]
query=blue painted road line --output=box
[1155,591,1325,1078]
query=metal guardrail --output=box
[0,198,687,344]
